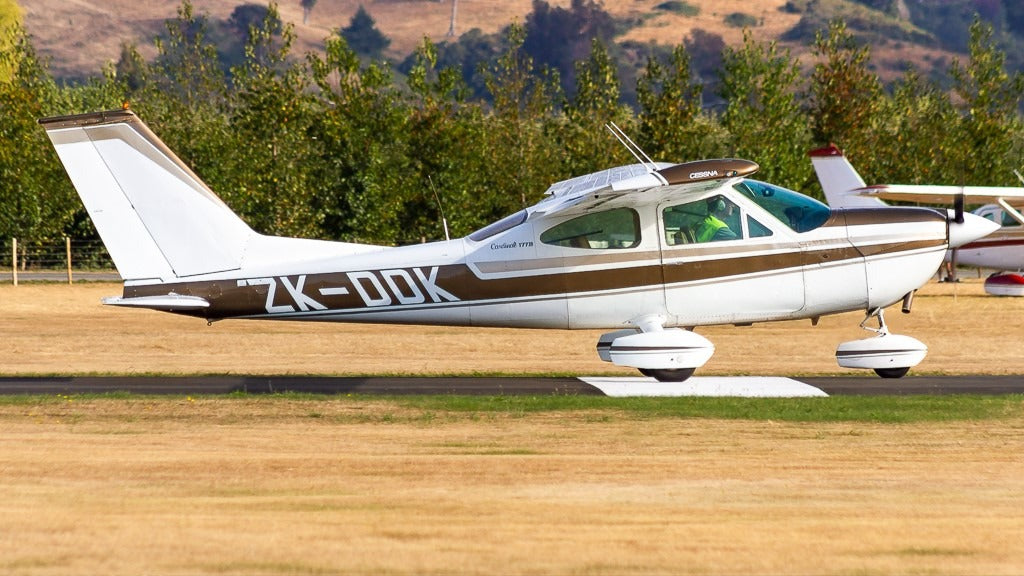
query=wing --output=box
[535,158,760,216]
[853,184,1024,206]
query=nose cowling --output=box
[947,210,1000,248]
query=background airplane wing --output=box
[854,184,1024,206]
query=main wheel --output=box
[638,367,696,382]
[874,367,910,378]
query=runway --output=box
[0,375,1021,396]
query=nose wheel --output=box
[835,308,927,378]
[638,368,697,382]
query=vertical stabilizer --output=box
[809,144,887,209]
[40,110,255,282]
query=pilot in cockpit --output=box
[695,196,738,242]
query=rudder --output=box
[40,110,254,282]
[809,144,887,209]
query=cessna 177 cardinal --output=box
[40,111,998,380]
[810,144,1024,295]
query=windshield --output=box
[733,180,831,233]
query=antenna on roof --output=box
[606,122,656,171]
[1014,169,1024,186]
[428,176,451,242]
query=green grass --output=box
[1,392,1020,424]
[396,394,1024,423]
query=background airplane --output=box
[810,144,1024,296]
[40,110,996,380]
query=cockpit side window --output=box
[663,195,743,245]
[733,180,831,233]
[540,208,641,249]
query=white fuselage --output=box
[126,182,951,331]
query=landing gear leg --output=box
[860,306,889,336]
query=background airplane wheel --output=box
[638,368,696,382]
[874,367,910,378]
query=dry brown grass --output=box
[1,278,1023,376]
[0,398,1022,574]
[2,281,1024,574]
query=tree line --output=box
[1,1,1022,251]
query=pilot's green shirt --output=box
[696,215,735,242]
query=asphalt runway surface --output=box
[0,375,1021,396]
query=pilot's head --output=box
[707,196,727,215]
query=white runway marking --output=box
[580,377,829,398]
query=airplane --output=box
[39,110,998,381]
[810,144,1024,296]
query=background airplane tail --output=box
[809,144,888,209]
[40,110,256,282]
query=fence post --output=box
[66,237,73,285]
[11,238,17,286]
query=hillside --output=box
[19,0,956,81]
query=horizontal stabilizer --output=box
[102,294,210,312]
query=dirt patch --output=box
[1,278,1022,376]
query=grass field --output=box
[1,279,1023,574]
[1,277,1023,376]
[1,394,1022,574]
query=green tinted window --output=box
[540,208,640,249]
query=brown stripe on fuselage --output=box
[124,235,947,320]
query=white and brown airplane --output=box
[40,110,998,380]
[811,144,1024,295]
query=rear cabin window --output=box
[540,208,640,249]
[468,210,528,242]
[979,208,1021,227]
[733,180,831,233]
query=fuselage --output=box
[124,178,951,331]
[953,204,1024,271]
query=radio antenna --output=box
[428,176,450,241]
[606,122,656,170]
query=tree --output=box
[636,43,707,164]
[523,0,617,97]
[226,3,318,237]
[482,23,563,212]
[561,38,633,176]
[341,5,391,60]
[807,20,884,159]
[948,17,1024,184]
[0,0,21,82]
[403,38,493,243]
[870,70,958,185]
[0,23,80,249]
[719,31,811,192]
[229,4,275,37]
[308,35,411,244]
[301,0,318,25]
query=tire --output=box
[638,367,696,382]
[874,367,910,378]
